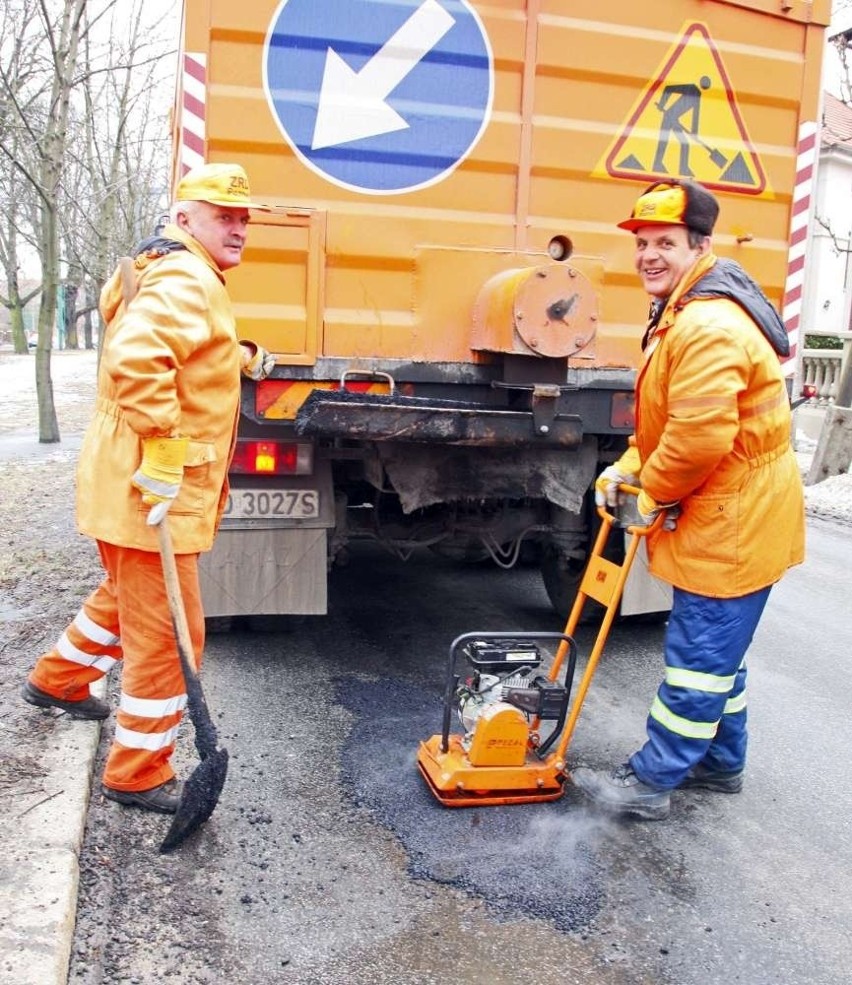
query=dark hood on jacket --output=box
[133,235,187,259]
[679,257,789,357]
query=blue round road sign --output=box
[263,0,493,195]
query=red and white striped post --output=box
[782,120,818,386]
[180,52,207,177]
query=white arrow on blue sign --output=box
[263,0,494,195]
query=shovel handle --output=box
[119,256,137,304]
[155,515,222,761]
[156,518,199,676]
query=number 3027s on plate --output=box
[225,489,320,519]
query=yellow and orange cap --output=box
[175,163,269,210]
[618,180,719,236]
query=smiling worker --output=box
[572,179,805,820]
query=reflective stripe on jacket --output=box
[76,224,241,554]
[635,253,805,597]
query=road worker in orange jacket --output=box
[21,162,275,814]
[573,179,805,820]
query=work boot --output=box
[102,779,184,815]
[680,762,744,794]
[571,763,671,820]
[21,680,110,721]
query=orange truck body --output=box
[174,0,829,618]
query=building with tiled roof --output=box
[802,90,852,348]
[821,91,852,149]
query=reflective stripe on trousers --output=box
[630,585,771,789]
[28,540,203,792]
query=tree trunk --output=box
[83,307,94,349]
[34,0,88,443]
[9,302,29,355]
[64,280,80,349]
[4,268,31,354]
[35,294,60,442]
[1,236,33,354]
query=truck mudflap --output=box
[293,388,583,448]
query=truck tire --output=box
[540,508,623,622]
[540,543,588,621]
[541,518,669,626]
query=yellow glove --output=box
[636,490,681,530]
[594,443,642,508]
[131,437,188,506]
[636,489,659,524]
[240,341,276,381]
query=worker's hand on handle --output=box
[131,436,188,511]
[636,490,680,531]
[146,501,171,527]
[594,444,642,508]
[240,341,276,381]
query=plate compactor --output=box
[417,488,661,807]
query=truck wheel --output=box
[540,544,588,621]
[541,523,668,625]
[540,508,623,621]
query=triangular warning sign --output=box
[595,22,767,195]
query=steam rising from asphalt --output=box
[337,675,610,930]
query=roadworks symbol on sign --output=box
[597,22,767,194]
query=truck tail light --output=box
[610,392,635,429]
[230,440,313,475]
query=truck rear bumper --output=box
[294,390,582,447]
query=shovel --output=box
[149,504,229,853]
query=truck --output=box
[172,0,829,619]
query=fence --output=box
[800,331,852,404]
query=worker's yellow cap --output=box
[175,163,269,210]
[618,180,718,236]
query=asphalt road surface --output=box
[69,517,852,985]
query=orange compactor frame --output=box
[417,490,660,806]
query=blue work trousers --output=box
[630,585,771,790]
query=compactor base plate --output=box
[416,734,566,807]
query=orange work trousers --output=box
[28,540,204,792]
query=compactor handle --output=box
[596,482,665,536]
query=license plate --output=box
[224,489,319,519]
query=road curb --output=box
[0,681,104,985]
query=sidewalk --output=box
[0,692,104,985]
[0,352,102,985]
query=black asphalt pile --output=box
[336,675,607,932]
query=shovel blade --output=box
[159,748,229,854]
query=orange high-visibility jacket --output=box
[76,224,241,554]
[635,253,805,598]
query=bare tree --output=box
[0,0,175,442]
[26,0,93,441]
[0,0,46,353]
[61,0,172,347]
[814,4,852,245]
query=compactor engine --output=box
[455,639,570,766]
